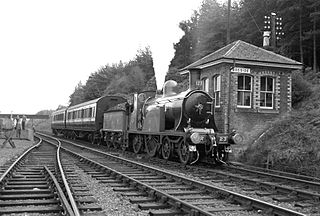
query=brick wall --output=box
[192,63,292,146]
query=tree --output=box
[69,46,156,105]
[104,65,145,94]
[69,81,85,106]
[131,46,155,84]
[169,11,199,69]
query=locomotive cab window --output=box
[260,76,274,108]
[237,75,252,107]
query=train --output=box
[51,80,239,165]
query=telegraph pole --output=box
[227,0,231,44]
[271,12,276,49]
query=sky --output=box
[0,0,210,114]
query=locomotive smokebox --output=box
[183,91,214,128]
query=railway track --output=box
[0,137,106,215]
[219,164,320,201]
[39,133,310,216]
[0,138,74,215]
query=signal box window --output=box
[202,77,209,92]
[237,75,252,107]
[213,75,221,107]
[260,76,274,108]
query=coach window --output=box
[202,77,209,92]
[237,75,252,107]
[88,108,92,118]
[212,75,221,107]
[260,76,274,108]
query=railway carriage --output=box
[51,108,67,134]
[51,95,126,142]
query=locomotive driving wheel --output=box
[144,135,158,157]
[132,135,143,154]
[161,136,173,160]
[178,139,190,165]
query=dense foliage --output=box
[69,47,156,106]
[166,0,320,81]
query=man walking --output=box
[1,115,16,148]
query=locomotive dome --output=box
[162,80,178,97]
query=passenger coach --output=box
[51,95,126,142]
[51,108,66,133]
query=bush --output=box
[291,70,312,107]
[240,111,320,177]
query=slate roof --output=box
[181,40,303,71]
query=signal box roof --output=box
[181,40,303,73]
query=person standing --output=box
[15,115,22,139]
[1,115,16,148]
[22,115,27,130]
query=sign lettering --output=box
[231,67,251,74]
[196,80,203,86]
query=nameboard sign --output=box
[231,67,251,74]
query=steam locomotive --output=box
[52,80,238,164]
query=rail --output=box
[43,166,75,216]
[38,133,81,216]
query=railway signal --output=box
[263,12,283,49]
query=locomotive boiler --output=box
[102,80,236,164]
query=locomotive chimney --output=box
[263,31,271,47]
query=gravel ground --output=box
[73,165,150,216]
[0,139,35,166]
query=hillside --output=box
[239,70,320,177]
